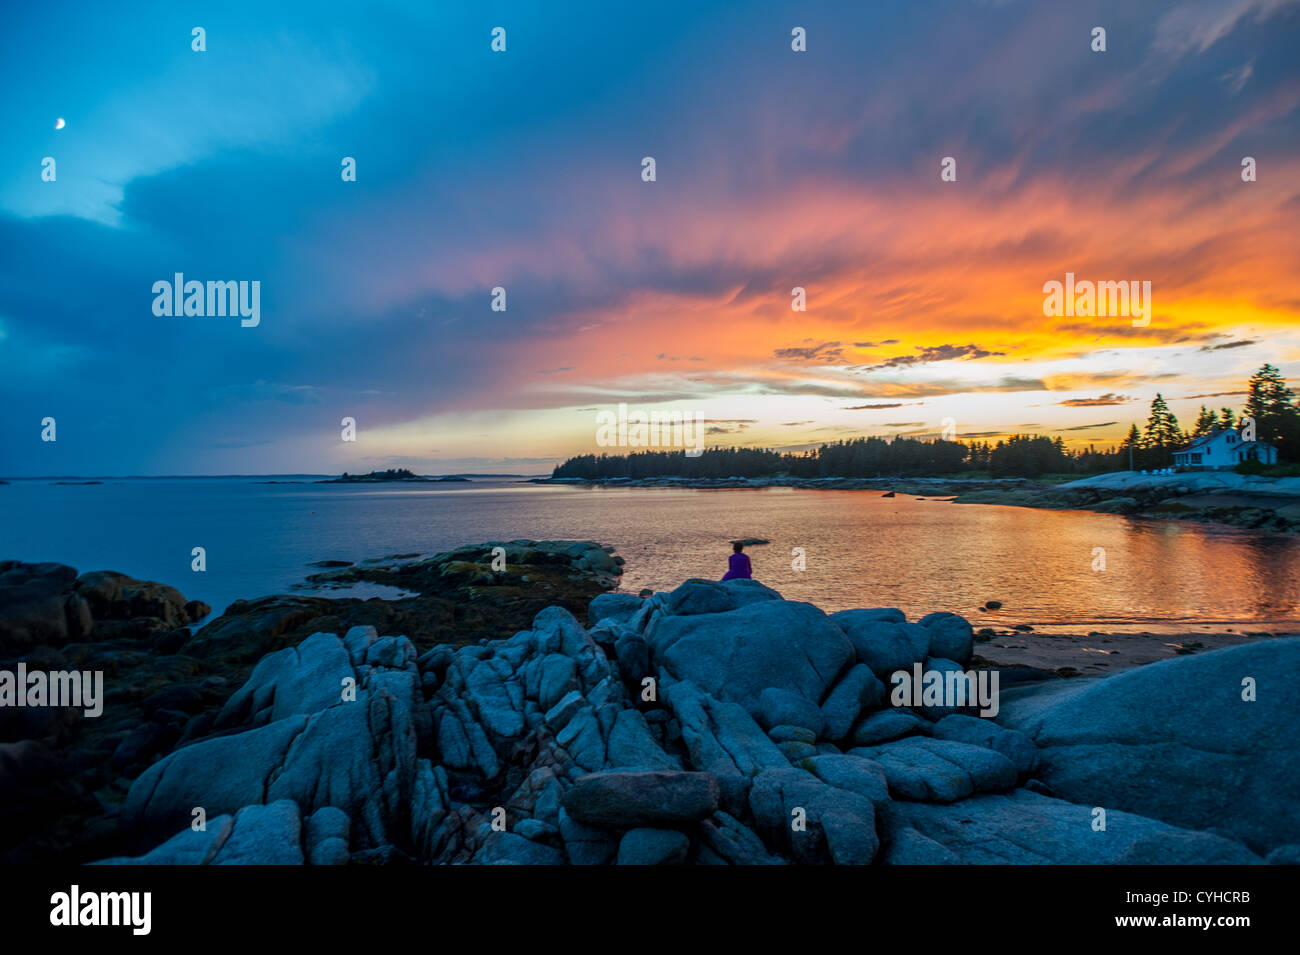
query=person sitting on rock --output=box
[721,541,752,581]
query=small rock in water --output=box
[984,600,1002,610]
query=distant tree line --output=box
[553,434,1117,480]
[552,364,1299,480]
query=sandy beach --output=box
[972,623,1299,678]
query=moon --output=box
[55,117,65,130]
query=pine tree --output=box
[1192,405,1218,438]
[1243,363,1300,460]
[1220,407,1236,431]
[1143,393,1183,465]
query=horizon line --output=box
[0,472,551,481]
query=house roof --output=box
[1179,429,1232,451]
[1174,432,1276,454]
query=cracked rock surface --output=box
[68,563,1292,865]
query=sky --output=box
[1,0,1298,476]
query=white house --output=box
[1236,440,1280,465]
[1172,429,1278,469]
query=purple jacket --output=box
[721,552,752,581]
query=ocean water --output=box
[2,477,1299,629]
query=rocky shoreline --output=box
[0,542,620,863]
[540,472,1300,533]
[3,541,1296,865]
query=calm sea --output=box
[2,477,1298,630]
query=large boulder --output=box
[819,664,885,740]
[913,657,971,720]
[606,708,682,771]
[646,599,853,716]
[803,754,891,811]
[214,631,357,728]
[93,801,308,865]
[665,580,738,616]
[208,801,305,865]
[563,771,720,829]
[660,579,783,617]
[931,714,1037,775]
[997,639,1300,854]
[881,789,1261,864]
[91,816,236,865]
[716,578,784,606]
[0,562,91,647]
[75,570,198,630]
[587,593,643,627]
[850,710,932,747]
[617,828,690,865]
[830,610,929,679]
[748,768,878,864]
[558,807,618,865]
[698,811,786,865]
[917,612,974,665]
[306,806,352,866]
[930,717,1040,779]
[852,737,1018,803]
[662,681,790,813]
[757,688,824,735]
[120,639,423,851]
[472,830,566,865]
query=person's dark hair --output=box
[732,541,743,553]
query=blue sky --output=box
[2,0,1298,475]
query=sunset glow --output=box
[2,1,1297,475]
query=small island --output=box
[317,468,470,484]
